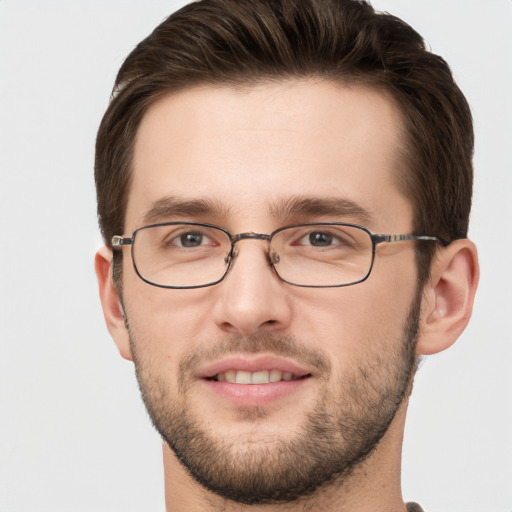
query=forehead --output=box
[126,80,410,232]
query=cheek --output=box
[122,271,218,360]
[292,253,418,362]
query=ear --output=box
[417,239,479,356]
[95,246,133,361]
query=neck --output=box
[163,400,409,512]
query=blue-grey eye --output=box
[180,232,204,247]
[309,232,333,246]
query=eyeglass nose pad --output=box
[269,250,280,266]
[224,244,239,266]
[224,243,278,270]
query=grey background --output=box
[0,1,511,511]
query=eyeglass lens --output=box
[131,223,374,288]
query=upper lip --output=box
[197,355,313,379]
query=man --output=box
[94,0,479,510]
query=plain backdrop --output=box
[0,1,511,511]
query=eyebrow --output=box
[269,195,375,225]
[142,194,374,226]
[143,196,232,224]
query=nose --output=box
[213,239,292,336]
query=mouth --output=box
[208,369,310,384]
[198,355,313,406]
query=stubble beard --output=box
[127,293,421,505]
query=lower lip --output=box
[201,378,310,407]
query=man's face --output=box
[119,80,421,503]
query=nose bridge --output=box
[228,232,272,265]
[215,231,290,335]
[231,232,271,244]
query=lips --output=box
[199,355,312,383]
[197,355,313,406]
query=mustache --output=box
[178,332,331,386]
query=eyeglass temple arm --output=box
[112,235,133,247]
[373,234,449,247]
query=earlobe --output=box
[417,239,479,356]
[95,246,133,361]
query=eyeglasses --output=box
[112,222,448,289]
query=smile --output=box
[211,369,305,384]
[199,356,314,406]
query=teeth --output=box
[216,369,299,384]
[235,371,252,384]
[251,370,270,384]
[269,369,282,383]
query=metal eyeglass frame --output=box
[112,221,449,289]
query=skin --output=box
[96,80,479,511]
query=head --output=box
[95,0,478,507]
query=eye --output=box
[282,225,365,252]
[295,230,351,248]
[161,229,218,249]
[307,231,334,247]
[176,231,207,247]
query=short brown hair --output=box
[95,0,473,285]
